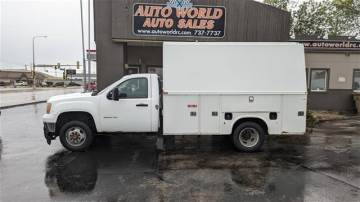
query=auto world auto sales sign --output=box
[133,0,226,38]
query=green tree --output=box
[264,0,360,38]
[292,0,330,38]
[329,0,360,36]
[263,0,289,11]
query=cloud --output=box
[0,0,95,74]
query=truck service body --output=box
[43,42,307,152]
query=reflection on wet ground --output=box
[45,151,98,194]
[0,137,2,160]
[0,104,359,201]
[157,132,359,201]
[43,135,158,201]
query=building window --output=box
[148,66,163,80]
[125,65,140,75]
[310,69,328,92]
[354,70,360,90]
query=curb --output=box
[316,116,360,124]
[0,100,47,110]
[306,116,360,130]
[0,87,81,94]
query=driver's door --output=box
[100,76,152,132]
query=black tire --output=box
[59,120,94,152]
[232,122,266,152]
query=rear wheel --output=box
[59,121,94,152]
[232,122,266,152]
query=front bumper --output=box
[43,113,57,124]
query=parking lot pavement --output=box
[0,88,82,108]
[0,104,359,202]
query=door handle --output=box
[136,103,148,107]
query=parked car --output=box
[53,82,65,87]
[43,42,307,152]
[40,82,48,87]
[14,81,28,87]
[0,81,5,86]
[67,82,81,87]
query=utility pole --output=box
[87,0,92,84]
[80,0,87,91]
[32,35,47,89]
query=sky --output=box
[0,0,95,75]
[0,0,317,76]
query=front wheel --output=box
[59,121,94,152]
[232,122,266,152]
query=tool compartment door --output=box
[199,95,220,134]
[163,95,199,135]
[281,94,307,134]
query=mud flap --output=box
[43,125,56,145]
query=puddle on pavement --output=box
[40,130,360,201]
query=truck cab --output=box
[43,74,160,151]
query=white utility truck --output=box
[43,42,307,152]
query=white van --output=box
[43,42,307,152]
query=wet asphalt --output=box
[0,104,359,202]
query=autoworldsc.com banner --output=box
[133,3,226,38]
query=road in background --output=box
[0,88,82,108]
[0,104,359,201]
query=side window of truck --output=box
[116,78,148,99]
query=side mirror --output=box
[113,88,120,101]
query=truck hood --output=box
[47,92,93,103]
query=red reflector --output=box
[187,104,198,108]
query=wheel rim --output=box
[239,127,260,148]
[65,127,87,147]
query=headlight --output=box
[46,103,52,114]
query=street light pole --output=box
[32,35,47,89]
[87,0,92,85]
[80,0,87,91]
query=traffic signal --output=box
[76,61,80,69]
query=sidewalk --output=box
[0,87,82,109]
